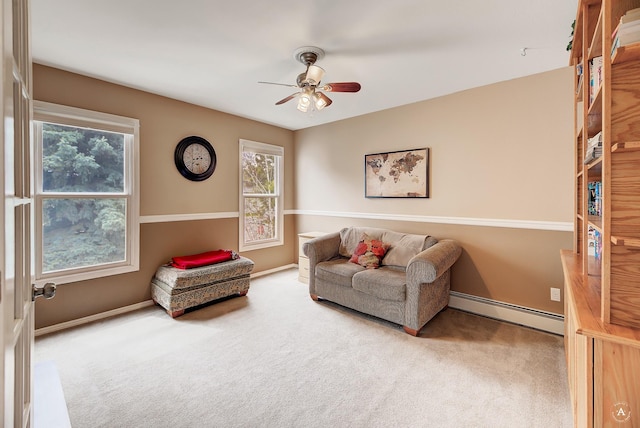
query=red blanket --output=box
[170,249,238,269]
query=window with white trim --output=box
[239,139,283,251]
[33,101,139,285]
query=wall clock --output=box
[174,136,217,181]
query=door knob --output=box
[32,283,56,301]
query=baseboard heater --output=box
[448,291,564,336]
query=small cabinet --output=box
[562,251,640,427]
[298,231,325,283]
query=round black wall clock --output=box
[174,136,217,181]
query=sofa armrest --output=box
[303,232,341,293]
[404,239,462,332]
[406,239,462,284]
[303,232,341,262]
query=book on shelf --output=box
[575,62,583,96]
[588,181,602,217]
[613,15,640,37]
[584,131,603,164]
[611,8,640,56]
[612,29,640,53]
[587,225,602,276]
[588,226,602,256]
[589,56,603,104]
[617,7,640,28]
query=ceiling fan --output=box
[259,46,361,112]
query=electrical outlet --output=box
[550,287,561,302]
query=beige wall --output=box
[294,67,574,314]
[34,64,575,328]
[33,65,295,328]
[33,65,296,215]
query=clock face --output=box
[183,143,212,175]
[174,136,217,181]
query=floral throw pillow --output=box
[349,233,390,269]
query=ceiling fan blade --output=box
[317,92,333,107]
[275,93,298,105]
[321,82,361,93]
[258,81,298,88]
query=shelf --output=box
[585,1,604,58]
[612,41,640,64]
[587,253,602,277]
[587,88,603,135]
[588,9,603,58]
[611,236,640,247]
[576,73,584,102]
[588,84,603,114]
[562,250,640,348]
[612,141,640,152]
[586,157,602,177]
[588,215,603,231]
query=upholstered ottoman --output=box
[151,256,254,317]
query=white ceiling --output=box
[31,0,578,131]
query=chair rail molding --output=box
[293,210,573,232]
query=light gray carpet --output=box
[35,268,572,427]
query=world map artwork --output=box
[365,148,429,198]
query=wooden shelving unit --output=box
[563,0,640,426]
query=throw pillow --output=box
[349,233,390,269]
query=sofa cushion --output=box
[340,227,371,258]
[339,227,436,268]
[382,235,437,267]
[316,258,363,288]
[352,267,406,302]
[349,233,390,269]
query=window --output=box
[239,139,283,251]
[33,101,139,285]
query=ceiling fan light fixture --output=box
[297,91,311,112]
[305,65,325,86]
[313,92,327,110]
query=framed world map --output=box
[364,148,429,198]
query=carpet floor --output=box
[35,268,572,427]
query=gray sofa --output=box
[303,227,461,336]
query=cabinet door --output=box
[574,333,593,428]
[566,298,594,428]
[595,340,640,426]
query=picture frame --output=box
[364,148,429,198]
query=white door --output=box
[2,0,37,426]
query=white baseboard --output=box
[449,291,564,336]
[251,264,297,278]
[36,270,564,337]
[35,300,156,337]
[35,265,298,336]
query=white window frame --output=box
[33,101,140,285]
[239,139,284,252]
